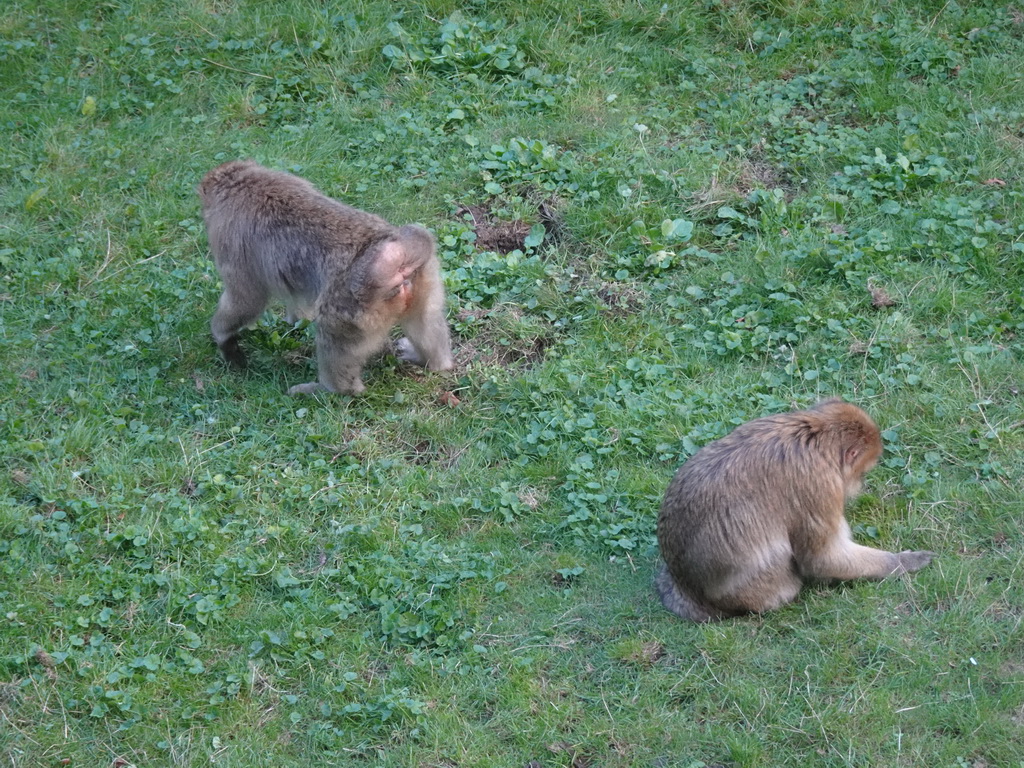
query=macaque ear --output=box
[843,445,861,467]
[369,241,408,292]
[840,421,879,470]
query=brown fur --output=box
[656,399,933,622]
[198,160,453,395]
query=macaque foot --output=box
[218,338,248,369]
[287,380,366,397]
[396,337,454,371]
[287,381,326,396]
[395,337,426,367]
[896,550,935,574]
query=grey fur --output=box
[198,160,454,395]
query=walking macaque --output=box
[198,160,454,395]
[656,400,933,622]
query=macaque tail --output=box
[655,563,715,623]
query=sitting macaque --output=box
[198,160,454,395]
[656,399,933,621]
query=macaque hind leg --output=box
[211,285,268,368]
[712,568,803,615]
[707,546,803,615]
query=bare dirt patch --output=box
[454,305,553,370]
[455,192,566,253]
[458,204,531,253]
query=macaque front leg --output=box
[287,325,379,396]
[396,269,454,371]
[800,524,934,582]
[211,287,267,369]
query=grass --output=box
[1,0,1023,766]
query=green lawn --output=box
[1,1,1022,766]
